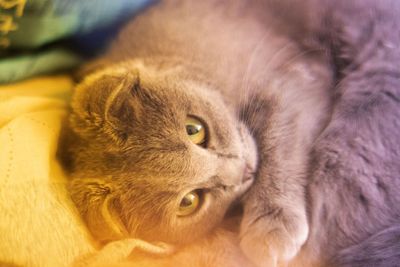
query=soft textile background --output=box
[0,0,152,83]
[0,76,97,266]
[0,1,163,266]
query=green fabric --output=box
[0,0,151,84]
[7,15,80,49]
[0,48,81,83]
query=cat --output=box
[60,0,400,266]
[60,0,332,266]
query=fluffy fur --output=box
[286,1,400,266]
[61,0,400,266]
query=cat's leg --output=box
[238,99,313,267]
[240,163,309,267]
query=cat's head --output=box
[63,61,257,245]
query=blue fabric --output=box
[0,0,154,83]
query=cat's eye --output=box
[177,190,201,216]
[185,117,206,146]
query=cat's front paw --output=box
[240,208,309,267]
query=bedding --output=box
[0,0,151,83]
[0,1,163,266]
[0,75,172,266]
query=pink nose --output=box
[242,164,255,183]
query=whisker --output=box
[238,40,296,132]
[238,33,270,121]
[258,42,296,81]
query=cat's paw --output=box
[240,209,309,267]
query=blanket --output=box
[0,76,173,267]
[0,0,151,83]
[0,1,168,266]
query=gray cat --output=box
[60,0,400,266]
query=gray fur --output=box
[60,0,400,266]
[331,225,400,267]
[284,1,400,266]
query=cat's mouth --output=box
[218,166,255,234]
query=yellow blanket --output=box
[0,76,172,267]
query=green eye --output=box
[177,190,200,216]
[185,117,206,146]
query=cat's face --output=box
[65,61,257,245]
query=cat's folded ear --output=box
[69,178,129,243]
[104,71,142,132]
[71,68,143,141]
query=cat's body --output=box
[283,1,400,266]
[61,0,400,266]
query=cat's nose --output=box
[242,164,255,184]
[233,165,255,195]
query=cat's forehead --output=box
[85,61,228,116]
